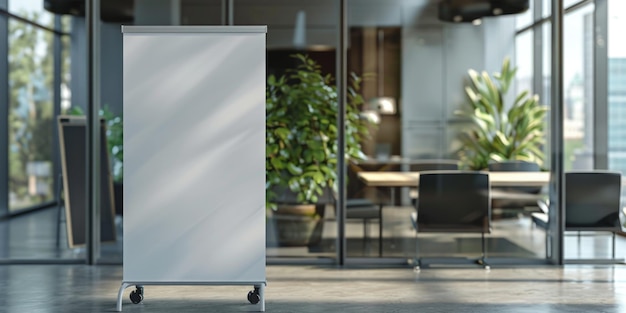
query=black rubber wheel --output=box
[130,290,143,304]
[247,290,260,304]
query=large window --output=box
[8,0,54,25]
[6,2,66,212]
[543,0,588,17]
[562,3,594,170]
[608,0,626,174]
[515,30,533,96]
[8,18,55,211]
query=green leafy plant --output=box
[456,57,548,170]
[100,107,123,182]
[266,54,370,210]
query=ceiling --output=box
[43,0,134,23]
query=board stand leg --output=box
[257,283,265,312]
[116,282,131,312]
[56,174,65,247]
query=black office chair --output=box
[531,171,624,261]
[408,160,459,206]
[326,187,384,256]
[488,161,544,214]
[345,198,383,256]
[412,171,491,270]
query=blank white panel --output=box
[123,27,265,283]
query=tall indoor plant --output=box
[266,54,370,246]
[456,57,548,170]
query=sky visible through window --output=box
[608,1,626,58]
[8,0,53,25]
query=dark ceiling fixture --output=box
[438,0,529,23]
[44,0,134,23]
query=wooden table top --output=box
[357,171,551,187]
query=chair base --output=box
[413,257,490,271]
[346,199,384,257]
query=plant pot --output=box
[272,204,324,247]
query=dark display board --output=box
[58,116,117,248]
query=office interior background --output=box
[0,0,625,266]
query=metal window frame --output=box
[594,0,608,169]
[0,0,7,219]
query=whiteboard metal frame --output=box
[116,26,267,312]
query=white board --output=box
[122,26,266,284]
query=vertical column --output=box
[550,0,565,265]
[86,0,101,265]
[336,0,347,265]
[533,0,543,97]
[222,0,234,25]
[53,16,62,211]
[0,0,8,218]
[593,0,609,169]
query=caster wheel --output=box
[130,290,143,304]
[247,290,260,304]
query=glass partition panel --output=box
[346,26,402,258]
[8,18,55,212]
[2,15,79,261]
[515,30,534,95]
[562,4,594,171]
[608,0,626,175]
[562,3,609,261]
[607,0,626,262]
[226,0,339,261]
[265,47,339,260]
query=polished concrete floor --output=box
[2,205,626,264]
[2,207,626,312]
[1,264,626,312]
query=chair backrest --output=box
[417,171,491,233]
[565,171,623,231]
[410,159,459,172]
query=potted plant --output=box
[266,54,370,246]
[455,57,548,170]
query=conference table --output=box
[357,171,551,188]
[357,170,551,207]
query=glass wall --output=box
[531,0,626,261]
[1,1,76,261]
[6,1,61,213]
[563,3,594,171]
[7,17,55,212]
[608,0,626,174]
[2,0,620,265]
[515,30,534,96]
